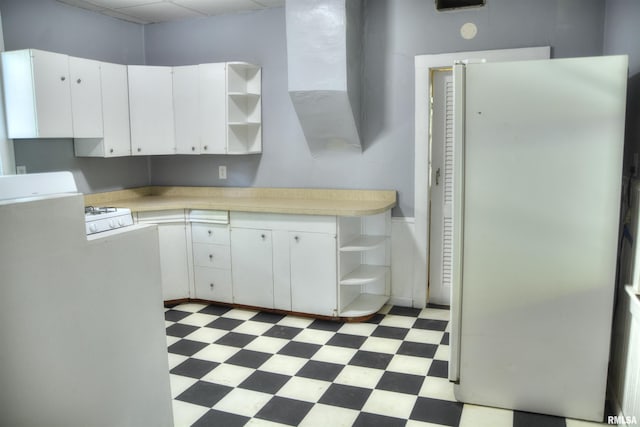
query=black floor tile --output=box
[349,350,393,370]
[426,303,450,310]
[225,349,271,369]
[376,371,424,395]
[441,332,450,345]
[168,339,208,357]
[278,341,321,359]
[239,370,291,394]
[513,411,566,427]
[264,325,303,340]
[326,333,367,349]
[353,412,407,427]
[296,360,344,382]
[371,325,409,340]
[192,409,250,427]
[205,317,243,331]
[410,396,463,426]
[198,304,233,316]
[388,306,422,317]
[251,311,286,324]
[170,358,219,379]
[318,383,372,410]
[308,318,344,331]
[365,313,385,324]
[176,381,233,407]
[255,396,313,426]
[427,359,449,378]
[166,323,199,338]
[165,309,191,322]
[397,341,437,358]
[215,332,257,348]
[413,318,448,331]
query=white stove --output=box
[85,206,134,235]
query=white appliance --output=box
[0,171,77,200]
[85,206,134,235]
[448,55,628,422]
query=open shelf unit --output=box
[337,211,391,317]
[226,62,261,154]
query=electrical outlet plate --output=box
[219,165,227,180]
[16,165,27,174]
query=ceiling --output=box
[56,0,285,25]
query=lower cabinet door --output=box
[290,232,337,316]
[230,228,274,308]
[194,267,232,303]
[157,223,191,301]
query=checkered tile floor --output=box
[165,303,606,427]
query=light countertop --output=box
[84,186,396,216]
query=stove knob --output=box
[118,219,125,227]
[109,220,116,229]
[89,224,98,233]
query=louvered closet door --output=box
[429,72,454,304]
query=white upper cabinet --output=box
[74,62,132,157]
[69,56,103,138]
[199,62,226,154]
[128,65,175,155]
[173,65,201,155]
[1,49,73,138]
[226,62,262,154]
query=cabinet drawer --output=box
[194,267,232,303]
[137,210,185,224]
[192,223,230,245]
[230,212,336,234]
[193,243,231,269]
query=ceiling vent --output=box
[285,0,363,155]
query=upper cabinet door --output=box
[128,65,175,156]
[100,62,131,157]
[173,65,201,155]
[199,63,226,154]
[69,56,103,138]
[1,49,73,138]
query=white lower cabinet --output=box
[230,228,274,308]
[290,231,337,317]
[191,217,232,303]
[137,210,192,302]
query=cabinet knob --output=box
[208,230,213,236]
[60,76,66,81]
[294,236,300,242]
[210,283,214,290]
[209,254,213,260]
[203,145,208,150]
[192,146,196,151]
[137,148,141,152]
[76,78,82,84]
[261,234,266,240]
[109,148,114,153]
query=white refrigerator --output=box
[448,55,628,422]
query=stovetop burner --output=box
[85,206,117,215]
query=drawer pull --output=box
[209,254,213,260]
[210,283,214,290]
[261,234,266,240]
[294,236,300,242]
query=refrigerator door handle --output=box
[449,63,466,383]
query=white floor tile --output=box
[311,345,357,365]
[333,365,385,389]
[244,335,289,354]
[458,403,513,427]
[167,353,189,370]
[259,354,309,376]
[404,328,445,345]
[172,303,208,313]
[386,354,432,376]
[192,343,240,363]
[245,418,291,427]
[171,400,209,427]
[224,308,259,321]
[299,403,359,427]
[434,344,450,360]
[419,308,450,321]
[361,389,418,419]
[169,374,198,398]
[184,327,228,344]
[179,312,216,327]
[213,388,273,417]
[565,418,610,426]
[292,328,334,345]
[201,363,254,387]
[379,314,420,328]
[337,322,378,336]
[166,335,181,347]
[418,376,456,401]
[276,376,332,402]
[276,315,314,329]
[360,336,403,354]
[233,320,275,336]
[406,420,452,427]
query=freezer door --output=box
[454,55,627,421]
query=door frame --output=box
[413,46,550,307]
